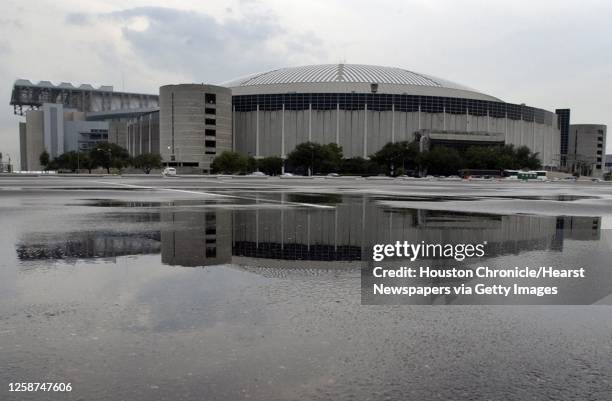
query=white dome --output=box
[223,64,501,101]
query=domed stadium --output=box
[224,64,560,167]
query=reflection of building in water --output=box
[229,195,603,265]
[15,195,603,269]
[555,216,601,242]
[160,207,232,267]
[16,231,160,260]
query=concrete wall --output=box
[19,122,27,171]
[234,106,560,167]
[108,120,128,149]
[126,111,160,157]
[159,84,232,172]
[568,124,607,176]
[24,110,44,171]
[64,120,110,152]
[42,103,64,158]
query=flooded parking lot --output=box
[1,176,612,400]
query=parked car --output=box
[162,167,177,176]
[249,171,267,176]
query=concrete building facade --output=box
[555,108,570,168]
[225,64,561,168]
[126,111,160,157]
[159,84,232,172]
[567,124,607,176]
[18,104,111,170]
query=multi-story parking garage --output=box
[225,64,561,168]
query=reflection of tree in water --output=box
[16,231,161,261]
[287,193,343,205]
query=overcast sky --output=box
[2,0,612,164]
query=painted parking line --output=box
[91,180,335,209]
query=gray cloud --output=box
[65,13,90,26]
[70,6,324,84]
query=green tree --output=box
[515,145,541,170]
[257,156,283,176]
[319,143,343,174]
[90,143,130,174]
[370,141,419,175]
[133,153,163,174]
[340,157,381,176]
[419,146,464,176]
[39,150,50,171]
[287,142,344,175]
[52,151,78,172]
[211,151,249,174]
[463,144,541,171]
[78,152,95,174]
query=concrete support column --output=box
[418,104,421,130]
[308,103,312,141]
[443,107,446,131]
[391,103,395,142]
[336,103,340,145]
[232,105,236,152]
[148,114,152,153]
[281,103,285,158]
[505,112,508,141]
[256,104,260,157]
[486,110,490,133]
[363,103,368,158]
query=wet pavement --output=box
[1,175,612,400]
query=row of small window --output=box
[233,94,553,124]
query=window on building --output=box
[205,108,216,115]
[205,93,216,104]
[205,140,216,155]
[206,247,217,258]
[205,118,216,125]
[205,129,216,137]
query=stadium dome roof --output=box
[223,64,501,101]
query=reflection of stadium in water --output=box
[15,195,602,268]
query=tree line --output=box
[39,143,162,174]
[40,139,542,176]
[212,140,542,176]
